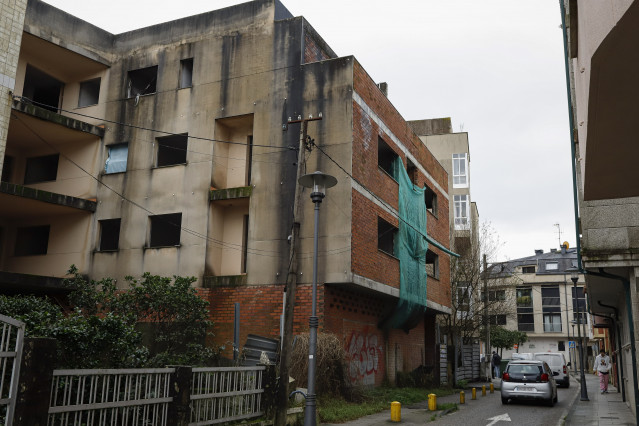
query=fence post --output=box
[262,364,278,418]
[167,366,192,426]
[13,337,57,426]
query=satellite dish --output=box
[563,241,570,249]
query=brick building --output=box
[0,0,454,385]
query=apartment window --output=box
[377,217,397,256]
[14,225,49,256]
[99,219,121,251]
[545,262,559,271]
[488,290,506,302]
[542,285,562,332]
[558,341,566,351]
[149,213,182,247]
[378,136,398,179]
[572,286,587,323]
[454,194,469,230]
[490,315,507,326]
[78,78,101,107]
[2,156,14,182]
[156,134,188,167]
[426,249,439,279]
[127,65,158,97]
[522,265,536,274]
[424,184,437,216]
[517,287,534,332]
[24,154,59,184]
[457,283,471,314]
[23,65,63,112]
[452,153,468,188]
[104,143,128,174]
[179,58,194,88]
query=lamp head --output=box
[298,171,337,203]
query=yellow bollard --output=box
[460,391,465,404]
[490,383,494,393]
[390,401,401,422]
[428,393,437,411]
[472,387,477,400]
[482,385,486,396]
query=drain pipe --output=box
[598,301,625,401]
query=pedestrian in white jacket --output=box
[594,349,611,393]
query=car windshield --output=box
[508,364,542,375]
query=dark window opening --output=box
[424,184,437,216]
[241,215,249,273]
[127,65,158,97]
[78,78,101,107]
[377,217,397,256]
[426,249,439,279]
[179,58,193,88]
[378,136,398,179]
[522,265,536,274]
[149,213,182,247]
[157,134,188,167]
[23,65,63,112]
[558,341,566,351]
[24,154,59,184]
[572,286,587,322]
[490,315,507,326]
[246,135,253,186]
[517,286,534,332]
[14,225,49,256]
[488,290,506,301]
[2,156,14,182]
[406,159,418,185]
[99,219,121,251]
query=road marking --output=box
[486,413,511,426]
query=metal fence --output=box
[47,368,174,426]
[190,366,265,425]
[0,314,25,426]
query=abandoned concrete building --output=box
[0,0,456,385]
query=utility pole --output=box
[274,114,322,426]
[483,254,491,380]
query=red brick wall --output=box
[303,31,331,64]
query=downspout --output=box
[598,301,625,401]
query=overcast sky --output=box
[43,0,575,261]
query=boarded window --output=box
[149,213,182,247]
[377,217,397,256]
[78,78,101,107]
[426,249,439,279]
[24,154,59,184]
[378,136,398,179]
[104,143,128,174]
[179,58,193,88]
[14,225,50,256]
[99,219,121,251]
[157,134,188,167]
[127,65,158,97]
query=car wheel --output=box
[545,396,555,407]
[501,397,508,405]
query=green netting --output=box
[380,157,429,331]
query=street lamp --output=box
[571,324,577,374]
[570,268,589,401]
[298,171,337,426]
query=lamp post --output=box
[298,171,337,426]
[571,324,577,374]
[570,269,589,401]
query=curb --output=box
[556,377,581,426]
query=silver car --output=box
[501,360,558,406]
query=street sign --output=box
[513,344,518,349]
[569,341,575,348]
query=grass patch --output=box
[318,387,455,423]
[436,402,457,411]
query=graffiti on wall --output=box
[347,328,383,385]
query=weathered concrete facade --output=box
[0,0,453,385]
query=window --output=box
[156,134,188,167]
[426,249,439,279]
[99,219,121,251]
[424,184,437,216]
[14,225,49,256]
[545,262,558,271]
[452,153,468,188]
[2,155,14,182]
[488,290,506,302]
[377,217,397,256]
[517,287,534,332]
[127,65,158,97]
[558,341,566,351]
[457,283,471,315]
[406,159,418,185]
[378,136,398,179]
[23,65,63,112]
[490,315,507,326]
[241,215,249,274]
[179,58,193,88]
[542,285,562,332]
[522,265,536,274]
[24,154,59,184]
[454,195,469,230]
[572,286,587,323]
[78,78,101,107]
[104,143,128,174]
[149,213,182,247]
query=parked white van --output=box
[511,352,533,360]
[534,352,570,387]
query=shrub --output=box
[290,332,347,396]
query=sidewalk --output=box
[566,372,636,425]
